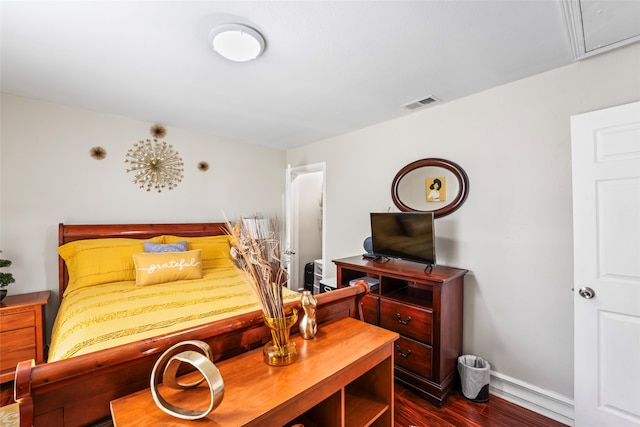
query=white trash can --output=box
[457,355,490,402]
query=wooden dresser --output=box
[334,256,467,406]
[0,291,50,383]
[110,317,398,426]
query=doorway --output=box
[285,163,326,292]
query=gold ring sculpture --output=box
[150,340,224,420]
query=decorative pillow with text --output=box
[133,249,203,286]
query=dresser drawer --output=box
[380,299,432,343]
[0,311,35,332]
[0,328,37,371]
[360,294,380,325]
[395,336,432,379]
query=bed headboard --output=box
[58,222,229,298]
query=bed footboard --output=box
[15,284,367,427]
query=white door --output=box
[571,101,640,427]
[284,163,326,292]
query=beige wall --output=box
[287,43,640,399]
[0,94,286,331]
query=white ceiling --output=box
[2,1,639,150]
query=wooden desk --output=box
[111,317,398,426]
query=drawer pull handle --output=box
[396,345,412,358]
[396,313,412,325]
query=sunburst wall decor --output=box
[125,126,184,192]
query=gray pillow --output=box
[143,241,188,253]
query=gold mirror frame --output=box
[391,158,469,218]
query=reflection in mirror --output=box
[391,158,469,218]
[396,167,460,212]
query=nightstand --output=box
[0,291,50,383]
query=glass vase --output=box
[262,309,298,366]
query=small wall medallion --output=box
[90,146,107,160]
[150,124,167,139]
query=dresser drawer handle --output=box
[396,313,412,325]
[396,345,412,358]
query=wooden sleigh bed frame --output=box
[14,223,368,427]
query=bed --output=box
[14,222,368,427]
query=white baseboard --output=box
[489,370,575,426]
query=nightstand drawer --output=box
[0,311,35,332]
[395,335,432,379]
[380,299,432,344]
[0,328,37,371]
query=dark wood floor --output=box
[3,379,569,426]
[395,382,568,427]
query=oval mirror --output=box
[391,158,469,218]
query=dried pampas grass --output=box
[226,216,288,319]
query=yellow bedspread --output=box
[48,267,300,361]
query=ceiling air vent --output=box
[402,95,441,111]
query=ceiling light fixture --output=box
[209,24,266,62]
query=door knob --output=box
[578,287,596,299]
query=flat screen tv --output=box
[369,212,436,266]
